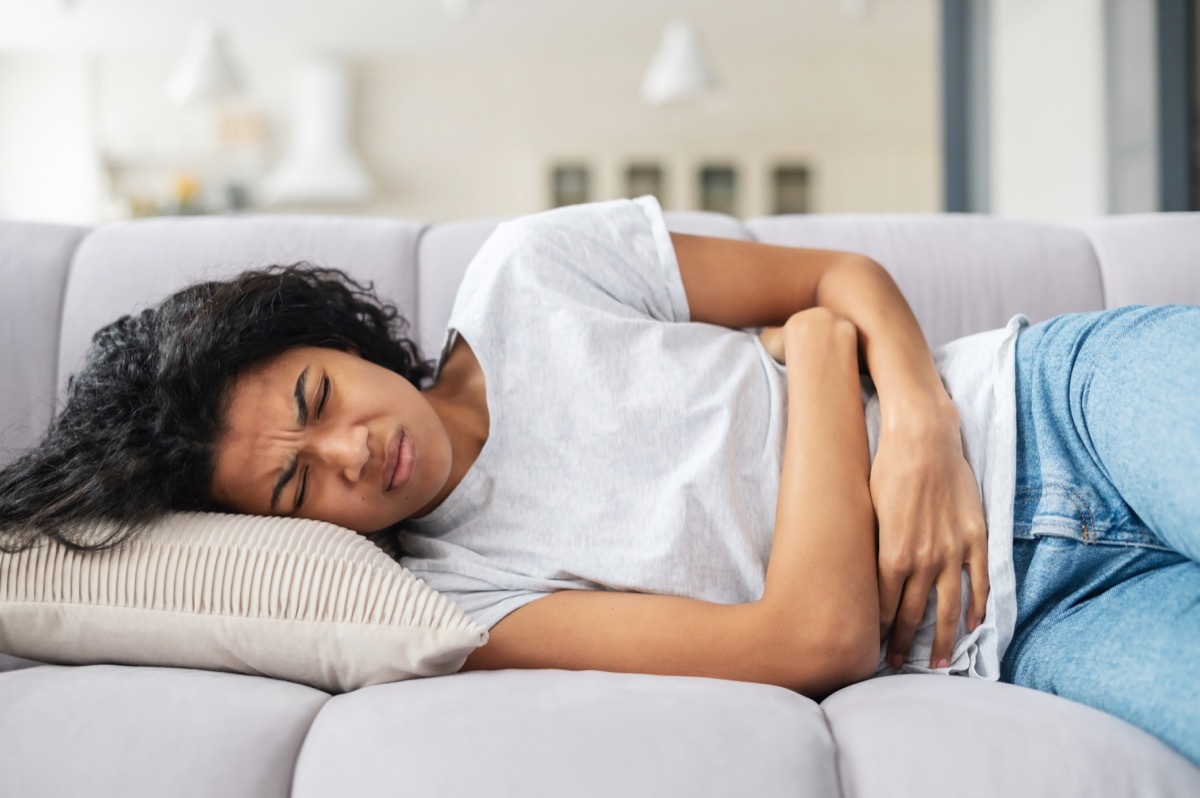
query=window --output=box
[1191,0,1200,209]
[626,163,665,204]
[551,164,590,208]
[1156,0,1195,209]
[772,165,811,214]
[698,165,737,215]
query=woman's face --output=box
[210,346,453,532]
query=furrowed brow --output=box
[295,366,309,425]
[268,366,309,512]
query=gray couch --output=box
[2,207,1199,797]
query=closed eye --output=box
[295,468,309,513]
[317,375,331,418]
[295,377,330,512]
[296,378,329,512]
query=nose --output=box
[311,424,370,482]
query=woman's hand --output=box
[758,325,786,364]
[763,313,987,669]
[870,403,989,670]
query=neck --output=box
[415,362,488,517]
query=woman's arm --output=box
[465,307,879,697]
[758,308,879,685]
[674,232,988,670]
[670,231,950,426]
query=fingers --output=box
[884,570,932,669]
[884,566,970,670]
[757,326,785,364]
[966,543,990,632]
[884,560,987,671]
[928,570,963,669]
[877,566,906,643]
[876,532,914,643]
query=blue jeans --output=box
[1000,305,1200,767]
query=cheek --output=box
[318,482,393,531]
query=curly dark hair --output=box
[0,263,435,554]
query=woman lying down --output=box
[1,197,1197,766]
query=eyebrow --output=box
[269,366,309,512]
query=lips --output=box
[384,430,415,491]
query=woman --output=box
[1,197,1196,766]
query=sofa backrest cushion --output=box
[1072,212,1200,307]
[416,216,513,359]
[746,214,1107,347]
[0,221,87,467]
[56,214,424,397]
[661,209,755,240]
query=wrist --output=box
[880,392,960,440]
[783,308,858,356]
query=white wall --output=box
[0,0,941,224]
[1105,0,1158,214]
[989,0,1109,220]
[0,56,101,224]
[353,27,940,223]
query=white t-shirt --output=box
[396,196,1022,681]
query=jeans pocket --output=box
[1013,483,1097,543]
[1014,481,1176,552]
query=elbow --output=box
[781,617,879,700]
[841,591,884,685]
[824,624,880,694]
[843,630,882,686]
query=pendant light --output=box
[167,24,244,107]
[640,21,719,107]
[442,0,476,21]
[261,58,373,205]
[841,0,871,22]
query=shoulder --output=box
[451,197,681,324]
[498,198,663,256]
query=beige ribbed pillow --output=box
[0,512,487,693]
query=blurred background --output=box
[0,0,1195,225]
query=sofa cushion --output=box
[1072,212,1200,308]
[0,220,87,467]
[56,214,424,397]
[293,669,842,798]
[824,674,1200,797]
[417,216,512,358]
[746,214,1106,346]
[0,653,41,672]
[662,209,754,240]
[0,512,486,693]
[0,664,328,798]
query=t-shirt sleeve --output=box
[401,556,551,632]
[442,589,549,633]
[447,195,690,330]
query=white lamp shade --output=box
[261,59,373,205]
[442,0,475,21]
[841,0,871,21]
[641,21,719,106]
[167,24,244,106]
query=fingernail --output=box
[890,654,904,669]
[936,659,949,669]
